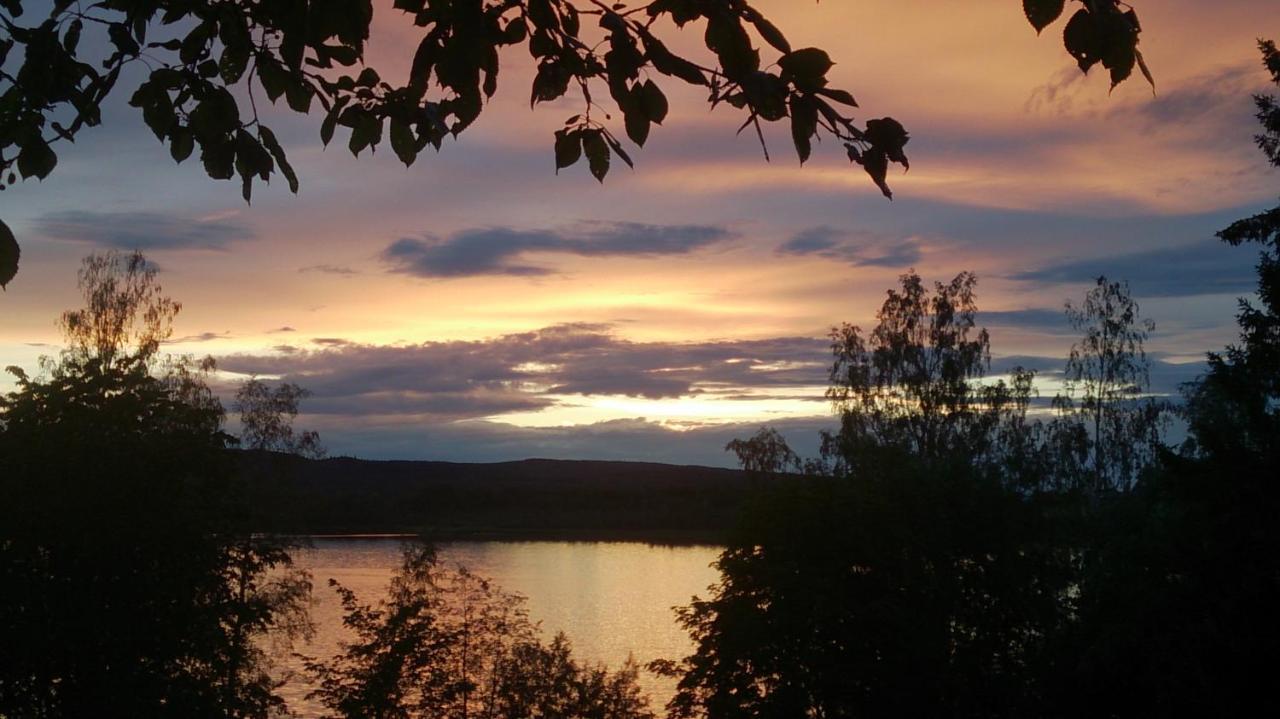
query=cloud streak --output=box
[166,331,231,344]
[383,222,735,278]
[33,210,255,250]
[777,226,923,268]
[982,309,1071,333]
[1009,239,1260,298]
[300,264,359,277]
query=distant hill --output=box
[240,453,753,543]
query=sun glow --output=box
[492,386,831,429]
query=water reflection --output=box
[277,538,721,717]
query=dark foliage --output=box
[657,274,1096,717]
[656,472,1072,718]
[1211,39,1280,418]
[0,251,312,718]
[1053,38,1280,716]
[660,270,1174,718]
[0,218,16,289]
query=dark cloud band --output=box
[778,226,922,268]
[33,210,255,250]
[1009,239,1259,298]
[383,222,735,278]
[217,324,830,420]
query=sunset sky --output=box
[1,0,1275,465]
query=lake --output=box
[275,538,723,717]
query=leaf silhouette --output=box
[1023,0,1066,35]
[0,219,17,290]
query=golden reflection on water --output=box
[275,539,722,718]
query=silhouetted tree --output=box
[659,471,1077,717]
[724,426,800,480]
[0,1,1155,285]
[657,272,1075,718]
[1188,38,1280,460]
[236,378,326,458]
[57,250,180,369]
[819,271,1046,483]
[308,543,653,719]
[232,377,327,533]
[1055,276,1164,494]
[0,251,313,718]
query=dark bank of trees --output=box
[658,40,1280,719]
[239,454,751,540]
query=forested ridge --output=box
[239,453,751,540]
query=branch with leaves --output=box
[1023,0,1154,90]
[0,0,1153,288]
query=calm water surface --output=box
[276,538,722,717]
